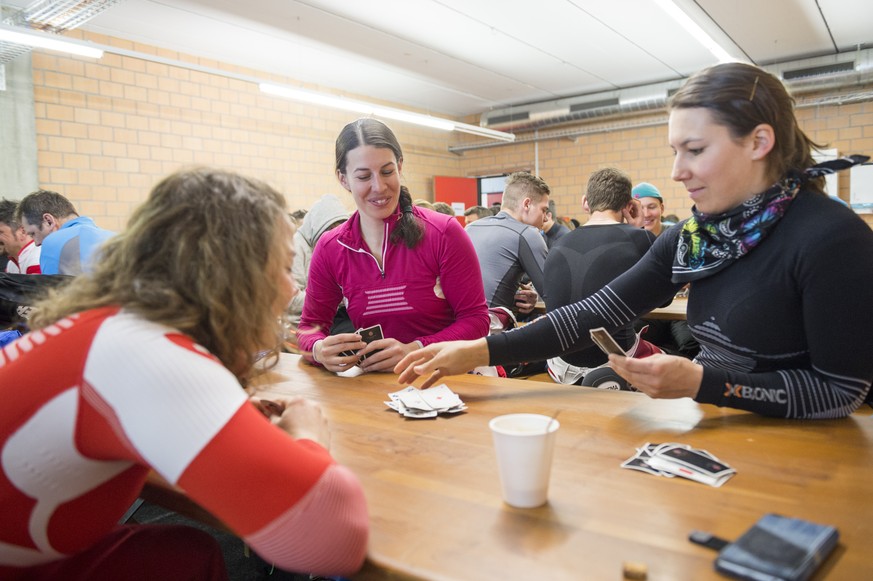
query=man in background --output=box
[463,205,491,225]
[16,190,114,275]
[0,199,40,274]
[432,202,455,216]
[466,171,550,318]
[632,182,667,237]
[543,168,659,386]
[630,182,698,358]
[541,200,570,249]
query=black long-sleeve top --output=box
[487,190,873,418]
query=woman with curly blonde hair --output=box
[1,168,368,579]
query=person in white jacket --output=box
[287,194,349,327]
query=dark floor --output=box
[129,501,312,581]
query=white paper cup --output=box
[489,413,559,508]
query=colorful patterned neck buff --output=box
[672,154,869,283]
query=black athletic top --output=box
[543,223,655,367]
[488,190,873,418]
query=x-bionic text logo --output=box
[723,383,788,404]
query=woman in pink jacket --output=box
[298,118,490,373]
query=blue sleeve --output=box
[38,238,62,275]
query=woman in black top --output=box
[396,62,873,419]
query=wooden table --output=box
[249,354,873,580]
[646,297,687,320]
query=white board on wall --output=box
[850,163,873,213]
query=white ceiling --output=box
[7,0,873,117]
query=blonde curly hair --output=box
[30,168,290,382]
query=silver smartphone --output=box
[589,327,625,356]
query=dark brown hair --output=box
[585,167,632,212]
[0,199,20,228]
[15,190,78,225]
[335,118,423,248]
[669,62,824,191]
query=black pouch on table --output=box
[692,513,839,581]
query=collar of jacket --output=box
[335,203,403,251]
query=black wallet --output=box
[693,514,839,581]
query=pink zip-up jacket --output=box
[298,205,489,361]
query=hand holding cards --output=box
[385,384,467,418]
[340,324,384,360]
[621,442,736,487]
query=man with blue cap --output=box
[632,181,697,358]
[632,182,667,237]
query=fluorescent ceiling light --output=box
[260,83,515,142]
[261,83,453,131]
[0,24,103,59]
[619,92,667,106]
[0,24,512,142]
[654,0,734,63]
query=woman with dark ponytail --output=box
[298,118,489,372]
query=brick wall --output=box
[29,31,461,231]
[28,31,873,230]
[456,106,873,228]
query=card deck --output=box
[621,442,735,487]
[647,447,735,487]
[386,384,467,419]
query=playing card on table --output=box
[647,445,735,487]
[385,386,437,418]
[620,443,674,477]
[419,384,464,411]
[397,387,432,411]
[385,384,466,418]
[620,442,735,487]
